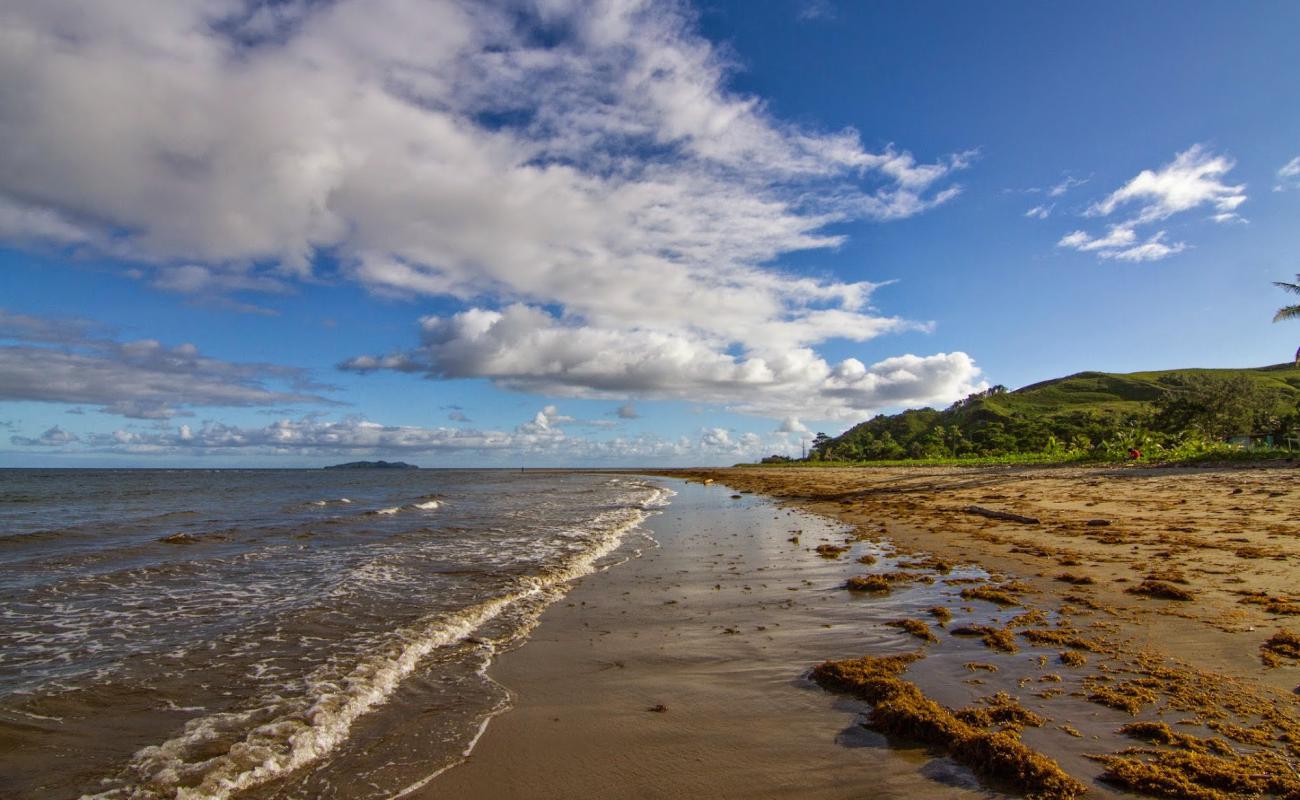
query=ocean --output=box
[0,469,670,799]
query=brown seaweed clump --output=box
[1238,593,1300,616]
[950,625,1020,653]
[1018,628,1103,652]
[1059,650,1088,668]
[886,618,938,643]
[844,574,890,593]
[1085,679,1157,715]
[857,554,877,565]
[1125,580,1195,601]
[810,654,1086,799]
[960,585,1022,607]
[1118,722,1234,756]
[815,543,849,558]
[928,606,953,625]
[956,692,1047,732]
[1055,573,1095,586]
[1090,748,1300,800]
[1259,630,1300,667]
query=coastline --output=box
[423,479,995,799]
[427,465,1300,800]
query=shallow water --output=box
[0,469,668,799]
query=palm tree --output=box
[1275,275,1300,365]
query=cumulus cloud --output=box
[1058,145,1245,262]
[1025,204,1053,220]
[10,424,79,446]
[0,1,968,307]
[0,0,980,424]
[342,304,984,419]
[0,309,337,419]
[9,407,798,465]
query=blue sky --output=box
[2,0,1298,466]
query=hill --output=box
[813,364,1300,461]
[323,460,418,470]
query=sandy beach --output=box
[429,465,1300,800]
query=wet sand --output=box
[429,466,1300,800]
[426,480,996,799]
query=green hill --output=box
[814,364,1300,461]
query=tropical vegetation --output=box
[774,365,1300,466]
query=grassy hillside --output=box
[812,364,1300,462]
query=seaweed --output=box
[1125,580,1195,601]
[810,654,1086,799]
[951,625,1020,653]
[1260,630,1300,667]
[815,543,849,558]
[844,574,890,593]
[961,585,1021,607]
[1059,650,1088,668]
[886,618,938,643]
[928,606,953,624]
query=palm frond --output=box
[1274,274,1300,295]
[1274,304,1300,322]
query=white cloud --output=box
[342,304,985,420]
[10,424,79,446]
[1057,226,1185,263]
[777,416,810,434]
[1058,145,1243,261]
[10,407,802,465]
[1087,145,1246,224]
[1047,175,1088,197]
[0,1,968,312]
[0,0,979,423]
[616,403,639,419]
[1025,204,1053,220]
[0,309,336,419]
[1277,156,1300,191]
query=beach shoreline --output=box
[430,464,1299,799]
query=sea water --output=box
[0,469,669,799]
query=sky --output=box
[2,0,1299,467]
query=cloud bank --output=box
[0,0,979,422]
[0,309,336,419]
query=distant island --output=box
[323,460,418,470]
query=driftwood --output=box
[962,505,1040,525]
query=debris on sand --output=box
[961,585,1022,607]
[857,554,877,565]
[886,618,938,643]
[1125,580,1195,601]
[1084,679,1157,715]
[811,653,1086,800]
[815,543,849,558]
[646,704,668,713]
[955,691,1047,732]
[1090,748,1300,800]
[1018,628,1103,652]
[844,574,891,593]
[962,505,1041,525]
[1117,721,1234,756]
[1059,650,1088,667]
[1054,573,1095,585]
[1260,630,1300,667]
[950,625,1019,653]
[928,606,953,625]
[964,662,999,672]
